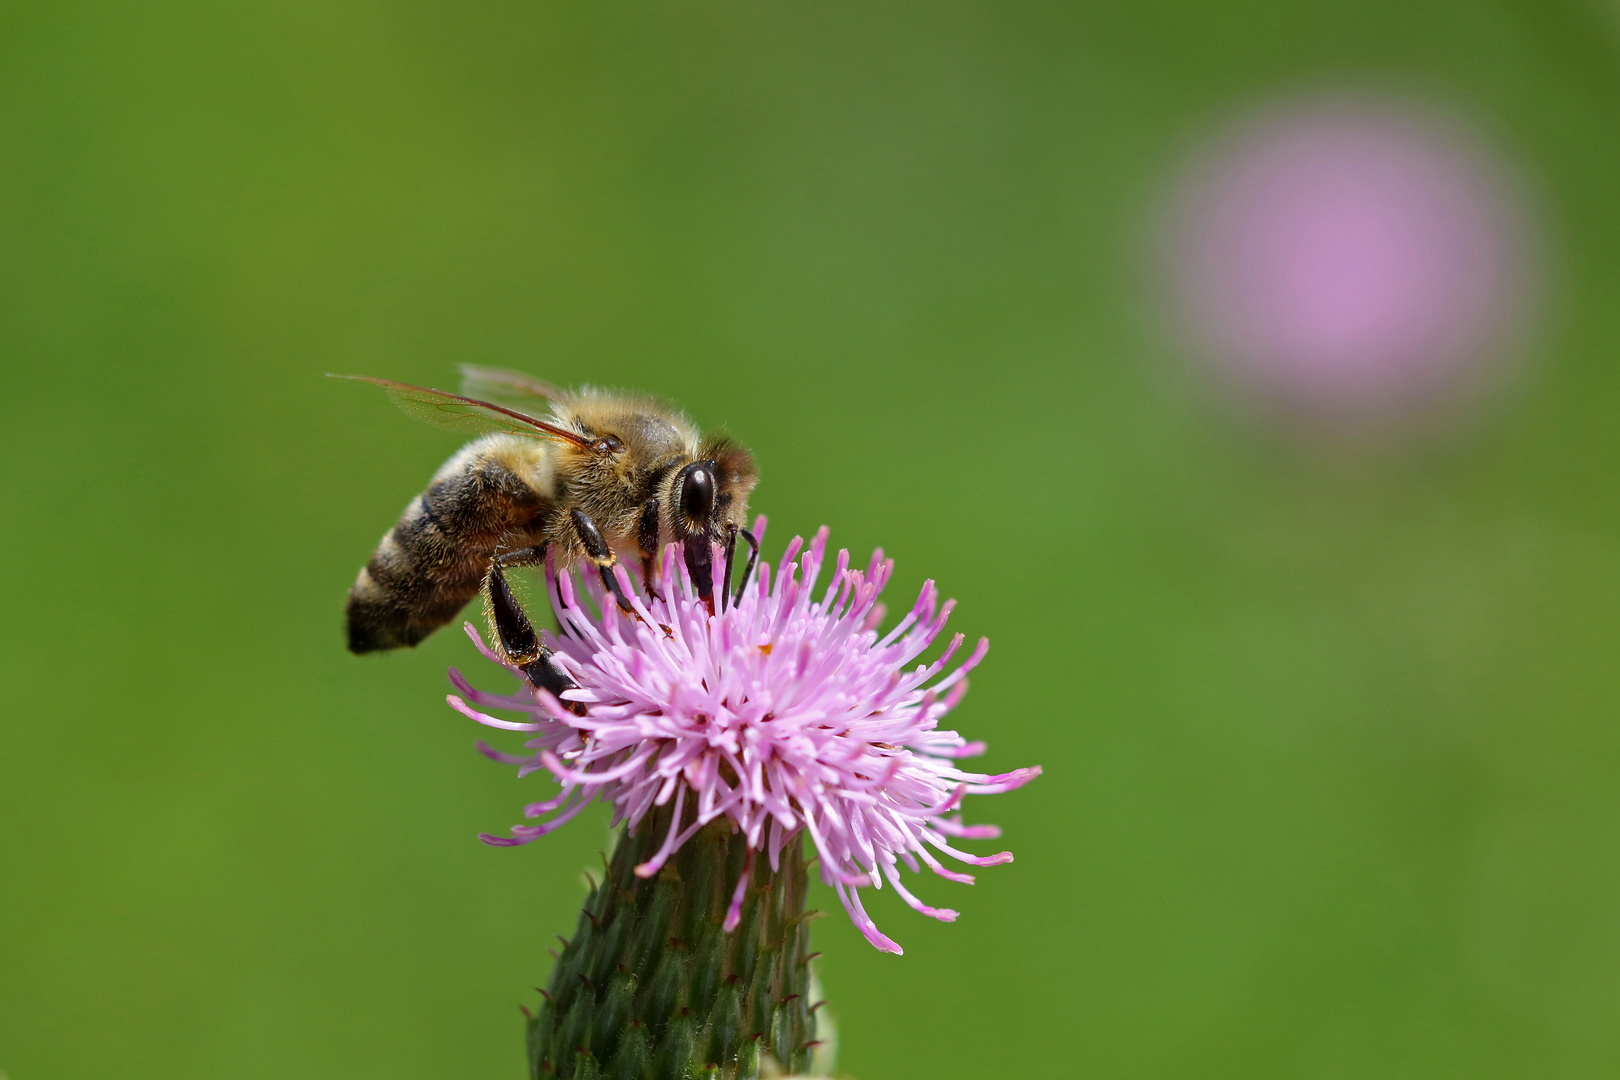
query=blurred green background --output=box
[5,1,1620,1077]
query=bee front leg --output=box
[570,508,641,619]
[732,526,759,605]
[721,525,738,612]
[635,498,660,591]
[484,560,580,710]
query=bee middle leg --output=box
[570,508,641,618]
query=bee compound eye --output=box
[679,461,716,527]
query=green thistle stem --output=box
[529,806,821,1079]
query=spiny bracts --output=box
[528,806,821,1080]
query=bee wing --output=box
[457,365,567,410]
[330,374,593,448]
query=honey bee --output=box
[338,367,759,696]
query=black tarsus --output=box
[520,654,578,704]
[571,507,639,618]
[596,564,638,618]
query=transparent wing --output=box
[329,374,591,447]
[458,365,567,411]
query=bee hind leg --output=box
[484,560,580,711]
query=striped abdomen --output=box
[346,439,548,653]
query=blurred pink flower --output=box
[1164,94,1539,421]
[447,519,1039,954]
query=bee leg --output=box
[635,498,660,593]
[733,527,760,605]
[491,542,571,639]
[721,524,738,612]
[570,508,640,619]
[485,561,581,710]
[494,541,548,569]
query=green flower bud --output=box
[528,808,823,1080]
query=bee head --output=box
[675,459,717,537]
[673,439,758,539]
[664,440,757,611]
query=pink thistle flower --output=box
[446,518,1040,954]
